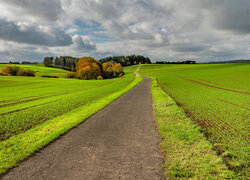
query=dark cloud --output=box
[210,0,250,34]
[173,44,206,52]
[0,0,63,22]
[0,18,72,46]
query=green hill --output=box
[0,64,69,78]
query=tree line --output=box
[155,60,196,64]
[43,56,79,71]
[43,55,151,71]
[99,55,151,66]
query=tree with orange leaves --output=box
[76,57,102,79]
[102,62,124,79]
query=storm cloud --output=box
[0,0,63,22]
[0,19,72,46]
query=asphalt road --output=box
[2,77,165,180]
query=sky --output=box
[0,0,249,63]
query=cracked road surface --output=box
[2,77,165,180]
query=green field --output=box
[1,63,249,177]
[140,63,250,176]
[0,65,141,174]
[0,65,138,140]
[150,78,235,179]
[0,76,135,140]
[0,64,69,77]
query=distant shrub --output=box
[97,75,103,80]
[1,66,20,76]
[1,66,36,77]
[41,75,58,78]
[102,62,124,79]
[17,69,35,76]
[65,72,77,79]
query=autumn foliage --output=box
[17,69,35,76]
[1,66,20,76]
[1,66,35,76]
[65,72,78,79]
[66,57,124,80]
[102,62,124,79]
[74,57,102,80]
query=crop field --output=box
[0,64,69,77]
[0,71,136,141]
[0,65,141,174]
[140,63,250,175]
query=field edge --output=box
[150,77,237,179]
[0,76,142,175]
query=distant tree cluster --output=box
[43,54,149,80]
[44,55,151,73]
[155,60,196,64]
[65,57,124,80]
[43,57,53,67]
[21,61,38,64]
[9,61,20,64]
[7,61,38,64]
[43,56,79,71]
[99,55,151,66]
[1,66,35,76]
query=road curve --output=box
[2,77,165,180]
[135,65,141,77]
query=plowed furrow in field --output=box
[177,76,250,95]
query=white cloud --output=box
[72,35,96,51]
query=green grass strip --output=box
[0,76,142,175]
[151,78,238,179]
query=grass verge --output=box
[151,78,237,179]
[0,76,142,175]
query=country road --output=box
[2,77,165,180]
